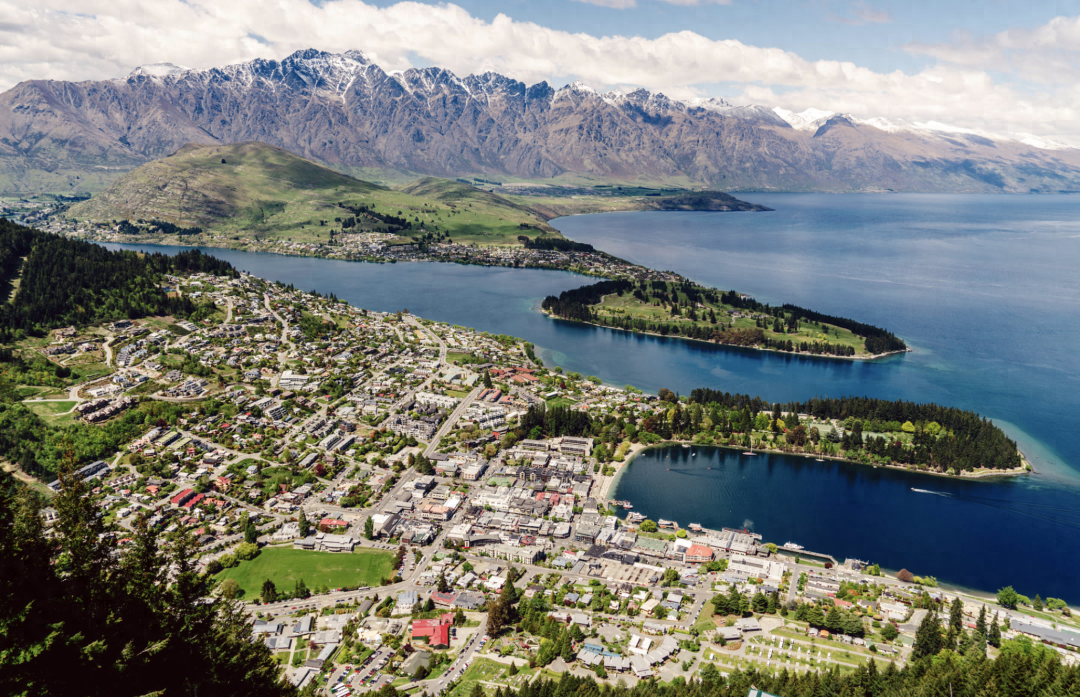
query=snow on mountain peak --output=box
[128,63,190,79]
[773,107,836,131]
[680,96,733,111]
[564,80,596,94]
[1014,133,1075,151]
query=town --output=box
[33,211,685,283]
[24,269,1080,697]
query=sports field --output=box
[215,547,396,598]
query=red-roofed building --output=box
[170,488,196,507]
[431,592,458,607]
[685,544,714,563]
[183,493,206,509]
[413,613,454,648]
[320,518,349,529]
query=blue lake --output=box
[103,193,1080,600]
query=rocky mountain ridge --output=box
[4,48,1080,194]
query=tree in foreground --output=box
[912,608,944,660]
[0,465,294,697]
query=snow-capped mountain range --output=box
[1,48,1079,194]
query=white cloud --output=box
[0,1,1075,143]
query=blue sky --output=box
[6,0,1080,142]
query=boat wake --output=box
[911,488,1080,530]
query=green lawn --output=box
[693,598,720,633]
[25,400,78,425]
[446,351,481,364]
[214,547,396,599]
[447,658,509,697]
[545,396,577,410]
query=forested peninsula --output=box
[489,389,1023,477]
[542,279,908,359]
[624,389,1025,476]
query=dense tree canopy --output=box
[687,389,1022,472]
[0,467,294,697]
[542,278,906,356]
[0,220,236,341]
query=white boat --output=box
[782,542,804,551]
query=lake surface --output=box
[615,444,1080,599]
[103,193,1080,600]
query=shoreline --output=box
[541,310,911,363]
[83,230,912,365]
[607,440,1031,497]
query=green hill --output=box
[0,219,235,341]
[67,142,558,246]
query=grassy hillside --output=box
[67,143,560,247]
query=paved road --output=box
[423,386,483,458]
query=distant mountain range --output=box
[4,48,1080,195]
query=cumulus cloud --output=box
[0,0,1075,142]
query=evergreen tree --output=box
[948,596,964,649]
[298,509,311,537]
[988,615,1002,647]
[912,608,944,660]
[261,579,278,603]
[825,606,842,631]
[245,521,259,544]
[559,630,574,662]
[484,371,493,389]
[752,591,768,614]
[364,516,374,540]
[0,467,293,696]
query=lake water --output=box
[103,193,1080,600]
